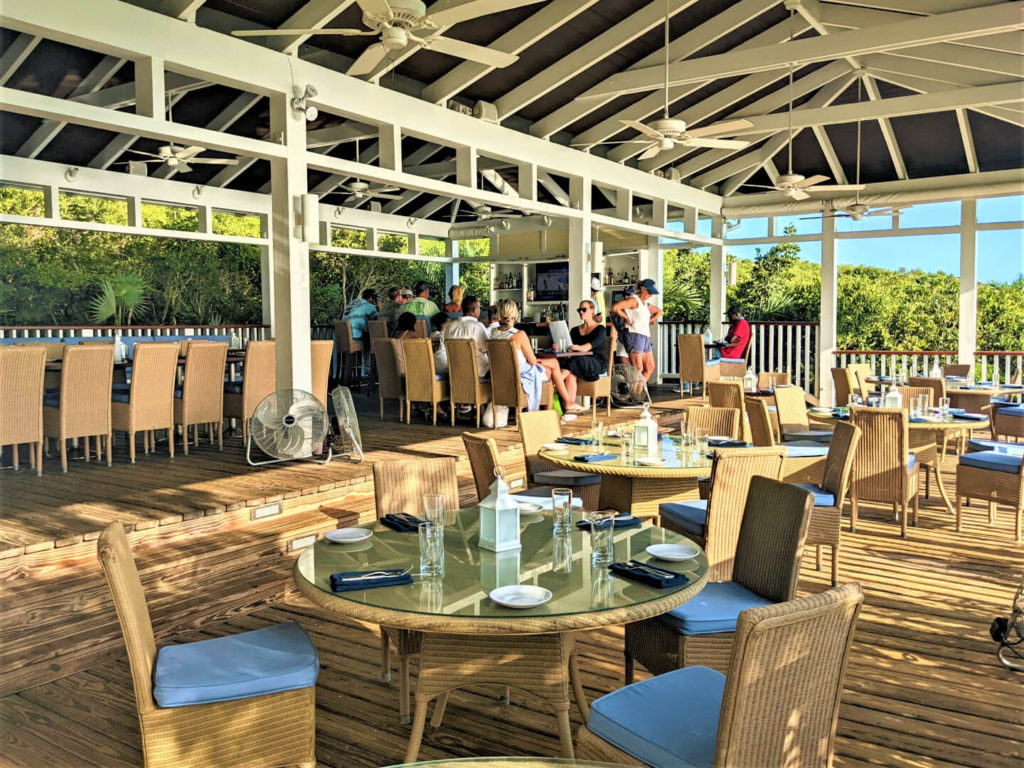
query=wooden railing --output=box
[0,323,270,342]
[835,349,1023,382]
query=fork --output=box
[627,560,677,578]
[338,567,412,582]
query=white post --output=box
[959,199,978,366]
[445,239,460,300]
[258,213,274,329]
[709,216,726,338]
[268,91,312,392]
[568,176,591,317]
[819,213,838,404]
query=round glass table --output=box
[385,758,629,768]
[295,507,707,763]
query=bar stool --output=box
[334,320,364,391]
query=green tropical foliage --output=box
[90,272,149,325]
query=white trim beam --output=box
[87,92,187,170]
[154,93,261,180]
[72,73,207,110]
[582,2,1024,98]
[132,0,208,20]
[956,108,979,173]
[0,34,39,84]
[862,74,907,180]
[264,0,358,55]
[860,52,1024,91]
[867,70,1024,129]
[306,122,378,148]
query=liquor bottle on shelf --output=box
[527,283,536,301]
[606,268,613,285]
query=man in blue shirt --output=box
[342,288,380,339]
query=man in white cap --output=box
[590,276,606,323]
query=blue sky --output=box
[679,194,1024,285]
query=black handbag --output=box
[990,578,1024,671]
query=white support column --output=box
[709,216,726,338]
[635,234,663,383]
[959,199,978,365]
[518,162,537,201]
[567,176,591,318]
[377,123,401,172]
[445,239,460,298]
[134,57,165,119]
[819,214,838,404]
[268,91,312,392]
[456,146,477,188]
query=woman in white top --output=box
[612,278,662,383]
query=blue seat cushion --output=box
[589,665,725,768]
[660,581,774,636]
[720,357,745,364]
[968,439,1024,455]
[996,405,1024,418]
[534,468,601,487]
[908,452,917,470]
[174,388,183,398]
[959,450,1023,475]
[43,392,60,408]
[659,500,707,537]
[111,392,130,404]
[796,482,836,506]
[224,380,243,394]
[112,383,131,392]
[783,430,832,444]
[153,622,319,708]
[785,444,830,458]
[705,359,719,366]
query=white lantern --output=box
[633,404,659,455]
[478,466,522,552]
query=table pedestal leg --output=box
[404,632,577,763]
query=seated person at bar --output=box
[430,311,450,374]
[490,298,574,412]
[445,294,490,376]
[559,299,607,410]
[720,306,751,360]
[341,288,379,339]
[378,286,407,330]
[444,285,463,314]
[390,311,418,374]
[404,280,440,318]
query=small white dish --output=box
[810,407,832,414]
[324,528,372,544]
[708,435,732,442]
[542,442,568,452]
[635,456,666,466]
[517,502,544,515]
[646,543,701,562]
[489,584,553,609]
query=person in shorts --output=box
[612,278,662,383]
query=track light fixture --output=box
[64,166,79,182]
[292,84,318,122]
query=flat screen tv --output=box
[535,262,569,301]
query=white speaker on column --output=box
[300,193,319,243]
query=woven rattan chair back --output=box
[744,397,776,447]
[519,409,562,481]
[821,421,862,502]
[414,317,429,338]
[897,385,933,411]
[447,338,484,404]
[371,338,403,420]
[850,407,911,502]
[55,344,115,438]
[179,341,227,426]
[334,320,361,354]
[707,380,747,441]
[715,583,864,768]
[908,376,946,403]
[486,339,521,409]
[15,341,64,360]
[402,338,439,403]
[0,346,46,472]
[127,343,180,427]
[311,339,334,407]
[731,476,813,601]
[97,522,159,714]
[242,338,276,414]
[687,406,741,442]
[773,385,811,437]
[461,432,504,503]
[847,363,872,398]
[704,448,786,581]
[368,320,389,342]
[832,367,855,406]
[373,457,459,519]
[943,364,971,378]
[757,371,790,389]
[678,334,720,388]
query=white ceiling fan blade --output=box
[231,28,373,37]
[788,188,811,201]
[637,143,663,161]
[420,35,517,68]
[685,119,754,139]
[620,119,664,140]
[794,174,831,188]
[740,184,780,190]
[348,44,390,76]
[175,146,206,160]
[189,158,240,165]
[682,138,750,150]
[426,0,545,27]
[372,185,400,193]
[371,192,403,200]
[125,149,165,159]
[807,183,866,192]
[865,209,894,217]
[355,0,393,18]
[176,163,194,174]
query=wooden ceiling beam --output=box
[262,0,359,55]
[0,34,39,84]
[956,108,979,173]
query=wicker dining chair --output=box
[832,366,856,407]
[462,431,553,503]
[850,406,920,538]
[44,344,114,471]
[629,475,811,678]
[580,583,863,768]
[174,341,227,454]
[401,338,450,425]
[486,338,553,429]
[368,319,389,342]
[908,375,970,455]
[774,385,833,443]
[334,320,364,389]
[757,371,790,389]
[943,364,972,378]
[796,421,862,586]
[97,522,317,768]
[847,362,873,398]
[371,338,404,420]
[518,409,602,510]
[677,334,720,398]
[223,339,275,443]
[707,380,750,443]
[684,405,741,442]
[447,338,491,427]
[955,443,1023,542]
[112,342,178,463]
[0,345,46,474]
[373,457,460,723]
[576,326,616,420]
[20,341,65,390]
[992,402,1024,443]
[744,397,775,447]
[310,339,334,408]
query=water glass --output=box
[590,568,613,608]
[588,510,616,566]
[939,396,951,422]
[848,394,862,408]
[695,428,710,455]
[620,441,634,465]
[422,493,445,526]
[419,575,443,612]
[418,522,444,577]
[553,533,573,574]
[552,488,573,535]
[594,422,605,450]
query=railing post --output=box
[959,199,978,368]
[819,214,838,405]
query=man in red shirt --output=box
[722,307,751,360]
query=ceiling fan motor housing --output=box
[368,0,427,29]
[776,173,806,187]
[648,118,688,138]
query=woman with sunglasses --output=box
[559,300,607,408]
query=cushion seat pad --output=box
[783,430,832,444]
[534,468,601,487]
[995,405,1024,418]
[959,450,1023,475]
[967,439,1024,455]
[659,500,707,537]
[795,482,836,506]
[659,581,774,636]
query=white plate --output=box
[646,543,701,562]
[542,442,568,452]
[635,456,665,466]
[324,528,372,544]
[708,435,732,442]
[490,584,552,608]
[810,407,832,414]
[517,503,544,515]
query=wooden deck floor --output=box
[1,391,1021,767]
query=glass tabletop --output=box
[385,758,630,767]
[295,507,707,620]
[808,409,986,428]
[540,434,715,471]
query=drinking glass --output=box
[553,533,573,573]
[418,522,444,577]
[620,440,634,465]
[594,422,605,450]
[695,428,710,455]
[552,488,573,535]
[422,493,445,526]
[419,575,443,612]
[590,567,613,608]
[848,394,862,408]
[939,396,951,422]
[588,510,616,566]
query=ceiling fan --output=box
[452,201,523,223]
[573,0,752,162]
[231,0,544,76]
[117,144,240,175]
[340,180,402,204]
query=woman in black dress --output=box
[560,299,607,410]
